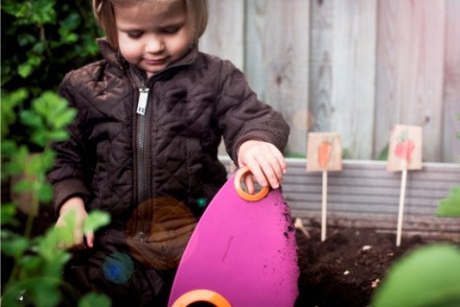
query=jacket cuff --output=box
[53,178,91,214]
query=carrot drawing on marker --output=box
[318,138,333,170]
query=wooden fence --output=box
[200,0,460,163]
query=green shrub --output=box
[1,2,111,306]
[1,0,101,147]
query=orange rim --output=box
[234,166,269,201]
[171,289,232,307]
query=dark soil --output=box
[294,223,427,307]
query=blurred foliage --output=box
[1,0,102,149]
[1,1,110,306]
[2,0,101,90]
[377,143,389,161]
[437,187,460,218]
[1,88,111,307]
[371,244,460,307]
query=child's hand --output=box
[55,196,94,249]
[237,140,286,194]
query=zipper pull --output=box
[137,88,149,115]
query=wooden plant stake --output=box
[387,125,422,247]
[396,168,408,247]
[307,133,342,242]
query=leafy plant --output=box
[1,0,101,149]
[437,187,460,218]
[1,89,111,307]
[1,1,111,306]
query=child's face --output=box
[114,1,191,77]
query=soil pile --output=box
[295,225,427,307]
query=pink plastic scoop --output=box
[168,167,299,307]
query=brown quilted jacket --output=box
[47,40,289,267]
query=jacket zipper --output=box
[132,60,191,238]
[137,86,149,201]
[135,86,149,240]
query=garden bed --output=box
[294,223,430,307]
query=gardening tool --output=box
[168,166,299,307]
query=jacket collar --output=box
[97,38,199,80]
[97,38,127,71]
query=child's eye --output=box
[127,31,143,39]
[161,26,180,34]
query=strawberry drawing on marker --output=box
[394,131,415,164]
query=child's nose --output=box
[146,36,164,53]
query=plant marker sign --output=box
[387,125,422,247]
[307,132,343,241]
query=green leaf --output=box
[437,187,460,217]
[17,254,42,273]
[1,2,33,18]
[83,210,111,235]
[1,140,18,158]
[38,226,71,261]
[11,178,34,194]
[29,277,62,307]
[31,130,50,147]
[78,292,111,307]
[41,149,56,170]
[1,204,18,226]
[49,130,70,142]
[17,33,37,46]
[1,89,28,136]
[1,230,29,258]
[18,62,33,78]
[378,143,389,161]
[372,244,460,307]
[38,183,53,203]
[54,108,77,130]
[60,12,80,31]
[21,109,44,128]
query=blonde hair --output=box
[92,0,208,48]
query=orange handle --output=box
[234,166,269,201]
[172,289,232,307]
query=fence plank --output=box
[245,0,310,156]
[329,0,377,159]
[443,0,460,162]
[199,0,245,71]
[200,0,245,156]
[309,0,334,137]
[375,0,446,162]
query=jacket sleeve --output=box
[47,72,93,214]
[215,60,290,163]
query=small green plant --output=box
[371,244,460,307]
[1,90,111,307]
[437,116,460,217]
[437,187,460,218]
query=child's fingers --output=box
[85,231,94,248]
[256,152,284,189]
[244,173,256,195]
